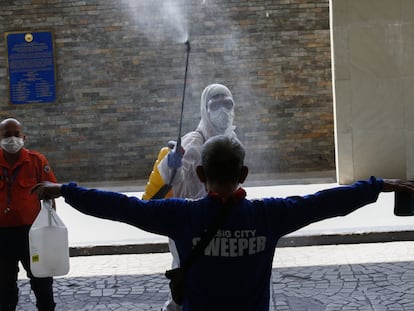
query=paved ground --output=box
[17,241,414,310]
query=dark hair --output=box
[201,135,245,183]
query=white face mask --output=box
[209,107,234,131]
[1,136,24,154]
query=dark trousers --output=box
[0,226,55,311]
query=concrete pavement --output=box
[17,241,414,310]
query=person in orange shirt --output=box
[0,118,57,311]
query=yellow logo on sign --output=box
[25,33,33,43]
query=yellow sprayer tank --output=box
[142,147,173,200]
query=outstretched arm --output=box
[32,178,414,200]
[31,181,63,200]
[382,179,414,192]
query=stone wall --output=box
[0,0,334,183]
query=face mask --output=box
[1,136,24,154]
[209,107,234,131]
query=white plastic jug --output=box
[29,200,70,277]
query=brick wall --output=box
[0,0,334,183]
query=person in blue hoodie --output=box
[31,135,414,311]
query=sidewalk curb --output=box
[68,230,414,257]
[69,243,170,257]
[278,230,414,247]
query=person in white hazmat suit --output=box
[159,83,238,311]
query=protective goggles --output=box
[207,95,234,111]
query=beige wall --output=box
[331,0,414,184]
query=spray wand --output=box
[151,40,191,199]
[175,40,191,153]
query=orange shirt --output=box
[0,148,57,227]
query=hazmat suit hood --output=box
[196,83,236,140]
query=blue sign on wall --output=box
[5,31,56,105]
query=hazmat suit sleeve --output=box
[158,131,206,199]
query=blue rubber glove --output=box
[167,146,185,169]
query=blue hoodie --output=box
[61,176,383,311]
